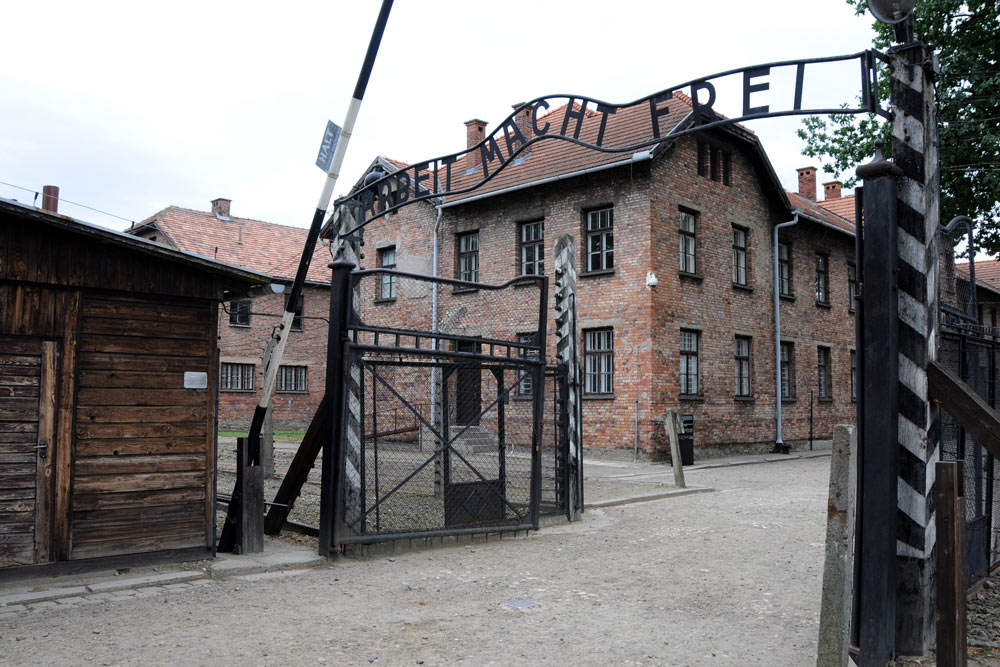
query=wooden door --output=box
[0,338,56,567]
[455,341,481,426]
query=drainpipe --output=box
[773,213,799,453]
[430,205,443,431]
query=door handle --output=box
[35,442,48,459]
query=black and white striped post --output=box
[554,235,583,519]
[219,0,394,553]
[854,3,941,659]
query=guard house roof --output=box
[1,197,271,289]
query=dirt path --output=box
[2,457,841,665]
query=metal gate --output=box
[938,314,1000,583]
[329,267,549,545]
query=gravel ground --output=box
[4,457,833,665]
[7,449,993,665]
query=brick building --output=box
[129,199,332,429]
[346,95,860,457]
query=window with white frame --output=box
[276,365,307,393]
[680,330,700,395]
[583,328,613,395]
[221,362,254,391]
[520,221,544,276]
[458,232,479,282]
[585,208,613,273]
[735,336,752,397]
[780,342,795,399]
[732,227,748,286]
[817,346,831,399]
[517,332,537,396]
[378,246,397,300]
[778,242,792,296]
[815,253,830,305]
[848,262,858,313]
[679,210,697,274]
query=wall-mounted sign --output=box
[335,51,880,233]
[184,372,208,389]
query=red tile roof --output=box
[956,260,1000,294]
[131,207,331,283]
[786,191,856,236]
[425,95,695,205]
[818,194,856,224]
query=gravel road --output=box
[3,455,997,665]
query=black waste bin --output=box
[678,434,694,466]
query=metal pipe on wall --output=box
[773,213,798,452]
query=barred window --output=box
[780,342,795,399]
[817,347,831,399]
[276,365,307,393]
[778,243,792,296]
[680,330,700,395]
[735,336,751,397]
[229,300,251,326]
[679,210,697,274]
[732,227,748,286]
[585,208,613,273]
[520,221,544,276]
[584,328,613,395]
[378,246,397,300]
[221,362,254,391]
[458,232,479,282]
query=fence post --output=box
[935,460,967,666]
[664,410,686,489]
[817,425,856,667]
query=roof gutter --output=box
[440,150,654,209]
[795,208,856,238]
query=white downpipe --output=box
[429,205,443,430]
[773,213,798,448]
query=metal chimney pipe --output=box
[42,185,59,213]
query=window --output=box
[585,208,613,273]
[778,243,792,296]
[679,330,700,395]
[229,300,251,326]
[848,263,858,313]
[221,362,254,391]
[697,141,731,185]
[850,349,857,402]
[458,232,479,282]
[679,209,697,274]
[276,365,307,393]
[291,294,304,331]
[520,221,544,276]
[378,246,397,300]
[732,227,748,286]
[735,336,752,398]
[583,328,613,395]
[815,253,829,305]
[817,346,831,399]
[780,342,795,399]
[517,333,537,396]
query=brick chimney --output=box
[511,103,532,142]
[211,198,231,219]
[41,185,59,213]
[464,119,486,171]
[823,181,842,200]
[797,166,817,201]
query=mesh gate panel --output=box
[333,269,548,543]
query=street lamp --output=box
[867,0,915,24]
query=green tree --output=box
[798,0,1000,254]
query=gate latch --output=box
[35,442,48,459]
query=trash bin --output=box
[678,434,694,466]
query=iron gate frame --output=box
[323,265,550,548]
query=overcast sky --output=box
[0,1,878,232]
